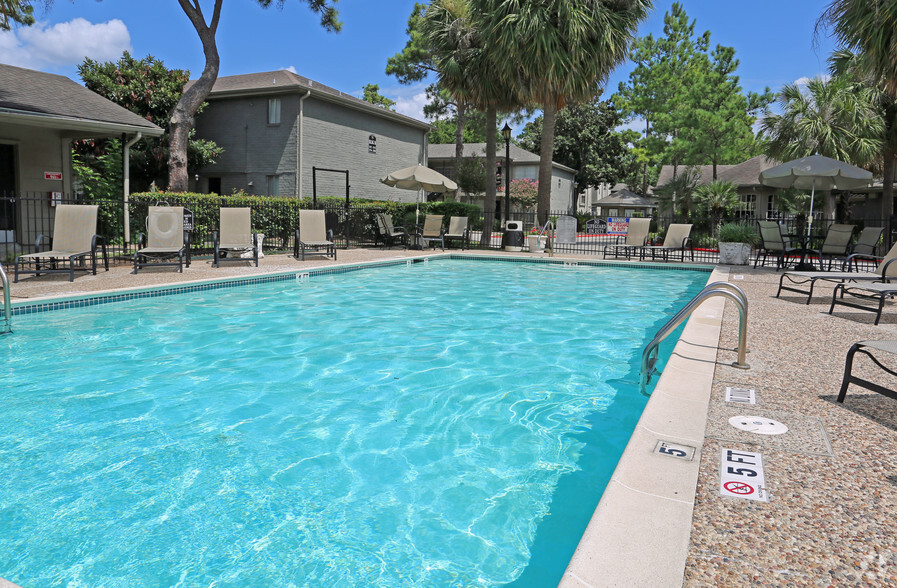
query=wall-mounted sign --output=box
[44,171,62,181]
[368,135,377,154]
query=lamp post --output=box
[502,122,512,226]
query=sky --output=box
[0,0,839,134]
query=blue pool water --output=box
[0,259,708,586]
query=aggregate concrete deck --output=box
[4,250,897,586]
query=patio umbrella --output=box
[380,164,458,224]
[758,154,873,237]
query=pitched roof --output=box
[199,69,430,130]
[596,188,657,207]
[655,156,781,189]
[0,63,163,136]
[427,142,577,173]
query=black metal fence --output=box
[0,192,890,271]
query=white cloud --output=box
[284,65,297,74]
[393,90,428,121]
[793,74,831,87]
[0,18,131,70]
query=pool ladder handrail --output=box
[639,281,748,395]
[0,263,10,334]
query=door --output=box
[0,144,16,244]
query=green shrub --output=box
[717,222,759,245]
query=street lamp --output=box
[502,122,512,226]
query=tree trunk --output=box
[537,99,558,225]
[480,107,497,246]
[453,102,466,203]
[883,147,896,247]
[168,0,222,192]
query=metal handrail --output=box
[0,262,10,334]
[639,281,749,395]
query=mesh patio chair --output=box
[14,204,108,282]
[214,207,258,267]
[376,213,407,249]
[294,209,336,260]
[444,216,470,250]
[754,221,802,270]
[809,223,855,271]
[133,206,189,273]
[418,215,445,250]
[602,217,650,260]
[639,223,694,262]
[846,226,884,271]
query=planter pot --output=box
[718,242,751,265]
[527,235,546,253]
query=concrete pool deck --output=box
[4,250,897,586]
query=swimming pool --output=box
[0,258,709,586]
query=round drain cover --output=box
[728,416,789,435]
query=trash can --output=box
[503,220,524,252]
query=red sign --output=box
[44,171,62,181]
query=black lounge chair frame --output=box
[14,234,108,282]
[838,341,897,402]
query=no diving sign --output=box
[720,448,767,502]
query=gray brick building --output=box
[192,70,431,202]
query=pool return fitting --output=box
[639,281,749,395]
[0,263,10,334]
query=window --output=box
[737,193,756,218]
[268,98,281,125]
[266,175,280,196]
[208,177,221,195]
[368,134,376,153]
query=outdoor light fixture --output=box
[502,122,512,226]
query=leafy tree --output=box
[429,113,492,144]
[759,75,882,218]
[0,0,34,29]
[167,0,341,191]
[76,52,222,192]
[361,83,396,110]
[517,98,629,190]
[12,0,341,191]
[694,179,739,231]
[615,3,770,183]
[455,155,488,200]
[477,0,651,224]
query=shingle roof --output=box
[0,63,163,135]
[200,69,430,130]
[428,142,577,173]
[655,156,781,189]
[596,188,657,207]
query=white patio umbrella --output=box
[380,164,458,224]
[758,154,873,237]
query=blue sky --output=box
[0,0,837,132]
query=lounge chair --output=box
[639,223,693,262]
[294,209,336,260]
[602,217,650,260]
[829,280,897,325]
[376,213,407,249]
[14,204,108,282]
[810,223,855,270]
[838,340,897,402]
[418,215,445,250]
[754,221,803,270]
[777,241,897,304]
[133,206,189,273]
[213,207,258,267]
[444,216,470,250]
[846,226,884,271]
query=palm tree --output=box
[424,0,521,244]
[654,166,699,220]
[758,75,882,220]
[694,179,739,234]
[476,0,652,225]
[818,0,897,237]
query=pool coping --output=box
[2,253,720,588]
[561,266,728,587]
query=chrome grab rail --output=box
[0,263,10,334]
[639,281,748,395]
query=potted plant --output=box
[527,226,547,252]
[717,222,758,265]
